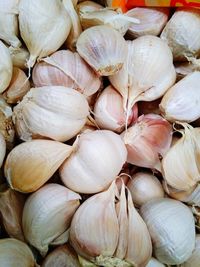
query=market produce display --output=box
[0,0,200,266]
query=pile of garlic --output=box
[0,1,200,267]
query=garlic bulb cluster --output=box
[94,85,138,133]
[127,7,169,38]
[0,41,13,94]
[60,130,127,194]
[181,235,200,267]
[77,25,128,76]
[9,46,29,70]
[4,139,73,193]
[141,198,195,265]
[22,183,80,256]
[109,35,176,113]
[161,8,200,61]
[70,181,152,266]
[13,86,89,142]
[0,0,21,48]
[19,0,71,68]
[162,124,200,191]
[122,114,172,170]
[3,67,30,104]
[160,72,200,123]
[0,238,37,267]
[0,133,6,168]
[32,50,101,97]
[127,172,164,207]
[42,244,81,267]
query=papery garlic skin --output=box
[60,130,127,194]
[23,183,80,256]
[109,36,176,111]
[127,7,169,38]
[161,8,200,61]
[32,50,101,97]
[19,0,71,68]
[182,235,200,267]
[0,238,37,267]
[77,25,128,76]
[9,46,29,70]
[145,257,165,267]
[94,85,138,133]
[3,67,30,104]
[13,86,89,142]
[127,172,164,207]
[141,198,195,265]
[122,114,172,170]
[4,139,73,193]
[160,72,200,123]
[0,133,6,168]
[0,0,21,48]
[0,41,13,94]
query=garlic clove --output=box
[9,46,29,70]
[145,257,165,267]
[4,139,73,193]
[3,67,30,104]
[125,190,152,267]
[77,1,103,14]
[32,50,101,97]
[127,7,169,38]
[60,130,127,194]
[94,85,138,133]
[0,133,6,168]
[182,235,200,267]
[160,71,200,123]
[19,0,71,68]
[13,86,89,142]
[22,183,81,256]
[76,25,128,76]
[140,198,196,265]
[122,114,172,170]
[0,238,38,267]
[127,172,164,207]
[42,244,81,267]
[0,184,25,241]
[161,8,200,61]
[0,41,13,93]
[175,61,200,80]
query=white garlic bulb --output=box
[77,25,128,76]
[109,36,176,113]
[0,41,13,94]
[161,8,200,61]
[127,172,164,207]
[60,130,127,194]
[13,86,89,142]
[19,0,71,68]
[140,198,195,265]
[22,183,81,256]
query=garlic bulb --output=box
[0,97,15,148]
[4,139,73,193]
[160,72,200,123]
[23,183,80,256]
[0,238,37,267]
[140,198,195,265]
[94,85,138,133]
[0,41,13,94]
[122,114,172,170]
[32,50,101,97]
[0,184,25,241]
[19,0,71,68]
[175,61,200,80]
[9,46,29,70]
[181,235,200,267]
[0,0,21,48]
[109,36,176,114]
[70,181,152,266]
[13,86,89,142]
[76,25,128,76]
[42,244,81,267]
[161,8,200,61]
[127,7,169,38]
[60,130,127,194]
[127,172,164,207]
[0,133,6,168]
[162,124,200,191]
[3,67,30,104]
[145,257,165,267]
